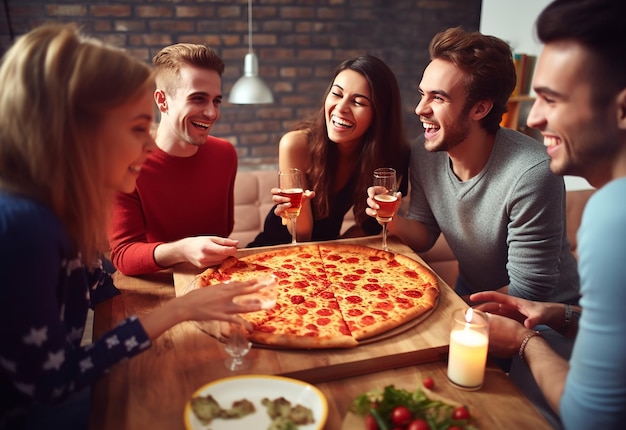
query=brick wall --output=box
[0,0,481,166]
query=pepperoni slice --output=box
[317,317,331,326]
[360,315,376,325]
[404,270,419,279]
[345,295,363,304]
[290,295,305,304]
[347,309,364,317]
[403,290,424,298]
[363,283,381,292]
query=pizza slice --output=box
[241,245,329,305]
[249,288,357,349]
[192,256,280,327]
[319,244,439,340]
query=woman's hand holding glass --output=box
[272,188,316,218]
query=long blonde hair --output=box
[0,23,154,264]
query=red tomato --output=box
[448,427,463,430]
[391,405,413,426]
[407,418,431,430]
[452,405,471,420]
[423,376,435,389]
[364,413,379,430]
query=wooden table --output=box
[90,237,551,429]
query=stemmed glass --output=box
[372,168,398,252]
[224,322,252,371]
[278,168,304,245]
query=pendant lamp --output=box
[228,0,274,104]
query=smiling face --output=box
[415,59,471,152]
[324,69,374,151]
[527,41,621,186]
[100,87,156,194]
[156,65,222,151]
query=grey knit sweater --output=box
[407,127,580,304]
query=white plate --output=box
[184,374,328,430]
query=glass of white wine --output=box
[278,168,304,245]
[372,167,398,252]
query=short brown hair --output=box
[153,43,225,95]
[429,27,516,133]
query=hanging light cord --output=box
[247,0,253,54]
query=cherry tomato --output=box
[364,413,379,430]
[452,405,471,420]
[423,376,435,389]
[448,427,463,430]
[407,418,431,430]
[391,405,413,426]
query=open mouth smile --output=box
[331,115,354,129]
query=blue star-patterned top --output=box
[0,191,151,421]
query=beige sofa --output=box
[231,169,595,288]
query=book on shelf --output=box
[512,53,536,96]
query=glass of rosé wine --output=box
[278,168,304,244]
[372,167,398,251]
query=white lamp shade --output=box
[229,53,274,104]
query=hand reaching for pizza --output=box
[179,279,266,324]
[154,236,238,269]
[136,279,264,342]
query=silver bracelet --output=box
[518,331,542,364]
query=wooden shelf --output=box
[501,95,535,130]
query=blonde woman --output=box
[0,24,263,429]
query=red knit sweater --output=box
[108,136,237,275]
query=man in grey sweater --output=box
[367,27,580,305]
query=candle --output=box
[447,308,489,390]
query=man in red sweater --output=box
[108,43,239,275]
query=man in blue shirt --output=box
[470,0,626,428]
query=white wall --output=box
[479,0,550,58]
[480,0,593,191]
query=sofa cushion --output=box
[231,170,277,246]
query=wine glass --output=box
[278,168,304,245]
[224,322,252,371]
[372,167,398,252]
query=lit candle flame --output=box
[465,307,474,323]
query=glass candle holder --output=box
[447,307,489,390]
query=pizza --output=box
[192,244,439,349]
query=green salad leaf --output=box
[350,385,478,430]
